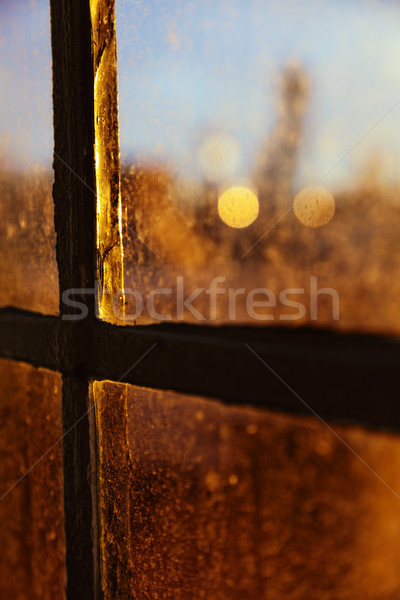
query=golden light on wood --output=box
[294,185,335,228]
[91,0,125,323]
[218,185,259,228]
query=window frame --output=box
[0,0,399,598]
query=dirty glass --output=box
[93,381,400,599]
[0,0,58,315]
[0,359,65,600]
[114,0,400,333]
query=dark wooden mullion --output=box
[91,322,400,431]
[1,306,400,431]
[49,1,97,598]
[0,309,60,372]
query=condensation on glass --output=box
[0,0,58,315]
[0,359,65,600]
[93,381,400,599]
[114,0,400,333]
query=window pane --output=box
[115,0,400,333]
[0,0,58,315]
[0,359,65,600]
[93,381,400,599]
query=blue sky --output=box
[116,0,400,190]
[0,0,53,169]
[1,0,400,192]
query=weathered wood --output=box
[49,0,97,597]
[0,309,60,371]
[90,322,400,431]
[1,306,400,432]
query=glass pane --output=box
[115,0,400,333]
[0,0,58,315]
[93,381,400,599]
[0,359,65,599]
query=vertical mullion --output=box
[50,1,98,598]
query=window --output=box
[1,1,400,598]
[116,0,400,334]
[0,0,58,314]
[0,359,65,599]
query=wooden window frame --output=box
[0,1,399,598]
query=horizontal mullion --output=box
[91,321,400,430]
[1,307,400,429]
[0,308,60,371]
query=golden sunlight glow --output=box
[218,185,259,228]
[293,185,335,228]
[91,0,125,323]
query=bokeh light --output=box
[218,185,259,228]
[197,133,240,183]
[293,185,335,228]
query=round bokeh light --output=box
[218,185,259,229]
[293,185,335,228]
